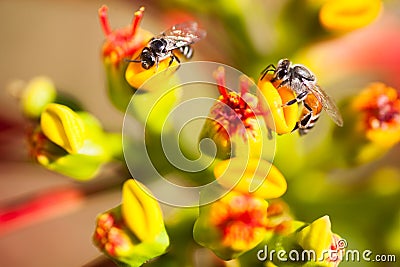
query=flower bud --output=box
[296,216,344,266]
[19,76,57,119]
[93,210,135,258]
[194,191,269,260]
[214,157,287,199]
[267,216,344,266]
[41,103,85,154]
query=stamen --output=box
[239,75,251,96]
[131,7,145,38]
[98,5,112,38]
[214,66,229,99]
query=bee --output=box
[128,21,206,70]
[261,59,343,135]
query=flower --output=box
[257,74,299,135]
[319,0,382,32]
[29,103,122,180]
[213,157,287,199]
[99,5,151,67]
[193,191,269,260]
[98,5,153,111]
[296,216,344,267]
[199,67,267,159]
[352,82,400,148]
[93,179,169,267]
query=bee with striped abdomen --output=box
[128,21,206,70]
[261,59,343,135]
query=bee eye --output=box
[276,69,287,79]
[140,51,155,69]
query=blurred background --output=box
[1,0,400,266]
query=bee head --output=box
[275,59,291,80]
[140,48,155,69]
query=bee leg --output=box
[267,127,273,140]
[293,102,313,135]
[260,64,276,80]
[282,91,308,107]
[154,57,159,72]
[167,52,181,72]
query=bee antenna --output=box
[124,58,141,63]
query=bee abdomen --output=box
[179,45,194,59]
[297,114,320,135]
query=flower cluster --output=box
[192,63,344,266]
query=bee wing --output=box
[309,85,343,126]
[159,21,206,50]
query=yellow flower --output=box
[353,82,400,148]
[29,104,121,180]
[296,216,344,266]
[214,157,287,199]
[93,180,169,266]
[121,179,166,242]
[257,76,299,135]
[319,0,382,32]
[194,191,269,260]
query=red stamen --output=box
[131,7,145,38]
[239,75,251,96]
[98,5,112,38]
[214,67,229,99]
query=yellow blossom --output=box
[194,191,269,260]
[353,82,400,148]
[214,157,287,199]
[319,0,382,32]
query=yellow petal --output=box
[121,179,165,242]
[214,157,287,199]
[258,80,298,135]
[41,103,85,154]
[319,0,382,32]
[125,50,180,90]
